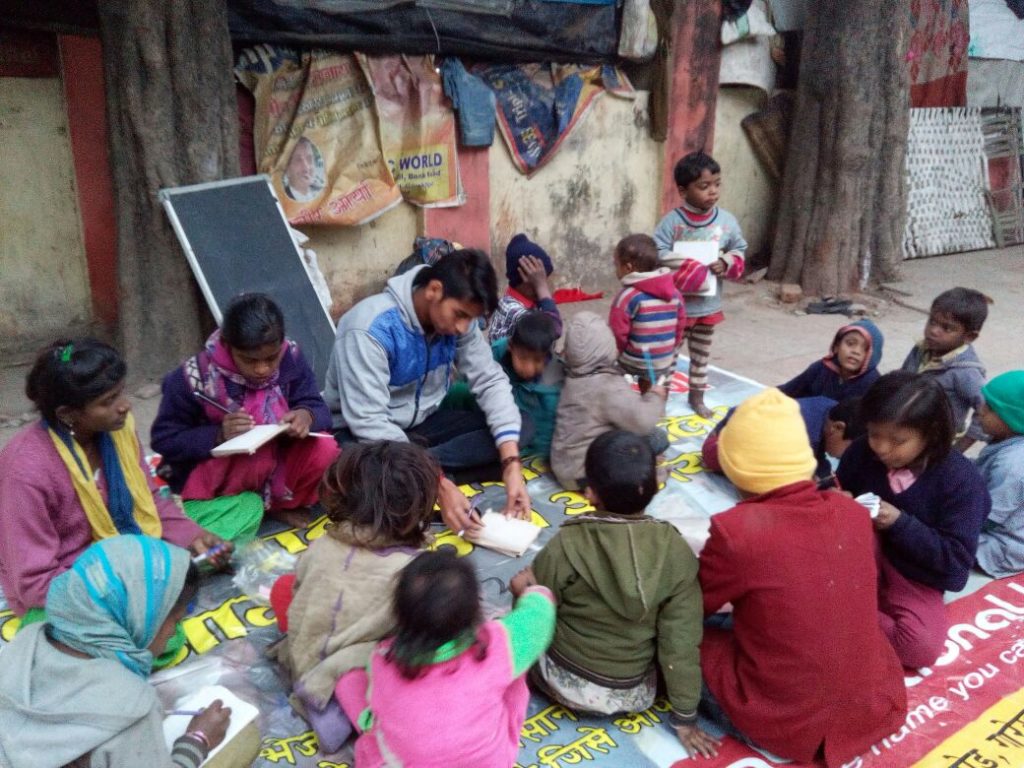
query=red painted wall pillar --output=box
[422,146,491,252]
[59,34,119,332]
[660,0,722,215]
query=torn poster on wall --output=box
[476,63,635,176]
[236,46,402,226]
[356,54,464,208]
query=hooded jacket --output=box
[323,266,520,446]
[549,312,667,489]
[532,512,702,720]
[901,342,987,440]
[608,268,686,375]
[779,319,884,401]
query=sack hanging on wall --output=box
[618,0,658,62]
[236,46,402,227]
[356,53,464,207]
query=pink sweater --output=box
[0,422,202,614]
[336,587,555,768]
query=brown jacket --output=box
[550,312,667,489]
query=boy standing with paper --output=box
[654,151,747,418]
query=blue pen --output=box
[642,350,658,387]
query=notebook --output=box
[163,685,261,767]
[471,510,542,557]
[671,240,719,297]
[210,424,288,457]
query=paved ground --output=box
[1,244,1021,451]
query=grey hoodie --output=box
[901,342,987,441]
[323,266,521,446]
[550,312,667,489]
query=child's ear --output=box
[831,420,847,436]
[965,330,980,343]
[583,485,601,508]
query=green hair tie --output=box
[59,343,74,363]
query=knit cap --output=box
[505,233,553,287]
[982,371,1024,435]
[718,388,817,495]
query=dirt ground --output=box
[1,244,1021,451]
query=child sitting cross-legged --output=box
[967,371,1024,578]
[274,441,441,753]
[550,312,668,491]
[779,319,883,401]
[335,550,556,768]
[531,430,720,759]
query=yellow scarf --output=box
[47,412,163,541]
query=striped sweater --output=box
[609,268,686,376]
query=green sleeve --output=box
[498,588,556,677]
[656,540,704,719]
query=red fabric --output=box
[699,481,907,767]
[270,574,297,632]
[181,436,339,510]
[876,541,948,669]
[684,312,724,328]
[907,0,969,108]
[701,432,722,473]
[551,287,604,304]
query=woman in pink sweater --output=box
[0,339,228,620]
[335,551,555,768]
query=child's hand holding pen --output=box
[193,391,253,442]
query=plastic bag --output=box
[618,0,658,62]
[232,539,299,605]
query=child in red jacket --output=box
[700,388,906,767]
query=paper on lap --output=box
[672,240,720,265]
[211,424,289,457]
[163,685,260,765]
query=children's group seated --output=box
[1,151,1018,768]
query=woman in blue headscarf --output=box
[0,535,232,768]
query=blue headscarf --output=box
[45,535,191,677]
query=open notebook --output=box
[471,510,542,557]
[163,685,261,767]
[210,424,288,457]
[672,240,719,297]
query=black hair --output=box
[829,397,865,441]
[221,293,285,350]
[172,562,201,614]
[673,151,721,188]
[319,441,440,548]
[411,248,498,315]
[615,234,659,273]
[510,311,558,354]
[25,338,127,426]
[584,430,658,514]
[860,371,954,466]
[387,550,483,679]
[930,287,991,333]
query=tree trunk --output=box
[97,0,239,376]
[767,0,909,296]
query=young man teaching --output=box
[324,249,530,533]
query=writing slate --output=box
[159,176,335,386]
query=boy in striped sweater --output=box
[609,234,687,389]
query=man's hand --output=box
[281,408,313,438]
[874,500,901,530]
[675,723,721,759]
[437,476,483,535]
[189,532,234,569]
[509,566,538,597]
[498,444,531,519]
[517,255,553,300]
[219,411,254,441]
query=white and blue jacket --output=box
[324,266,521,446]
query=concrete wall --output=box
[0,77,91,354]
[711,85,777,260]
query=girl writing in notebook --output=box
[152,293,337,533]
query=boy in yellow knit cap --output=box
[698,388,906,767]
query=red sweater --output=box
[699,481,907,766]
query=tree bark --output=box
[767,0,909,295]
[97,0,239,376]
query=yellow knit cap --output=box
[718,388,817,495]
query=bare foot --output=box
[688,391,713,419]
[267,507,313,530]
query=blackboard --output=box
[159,176,335,387]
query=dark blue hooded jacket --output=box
[779,319,884,401]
